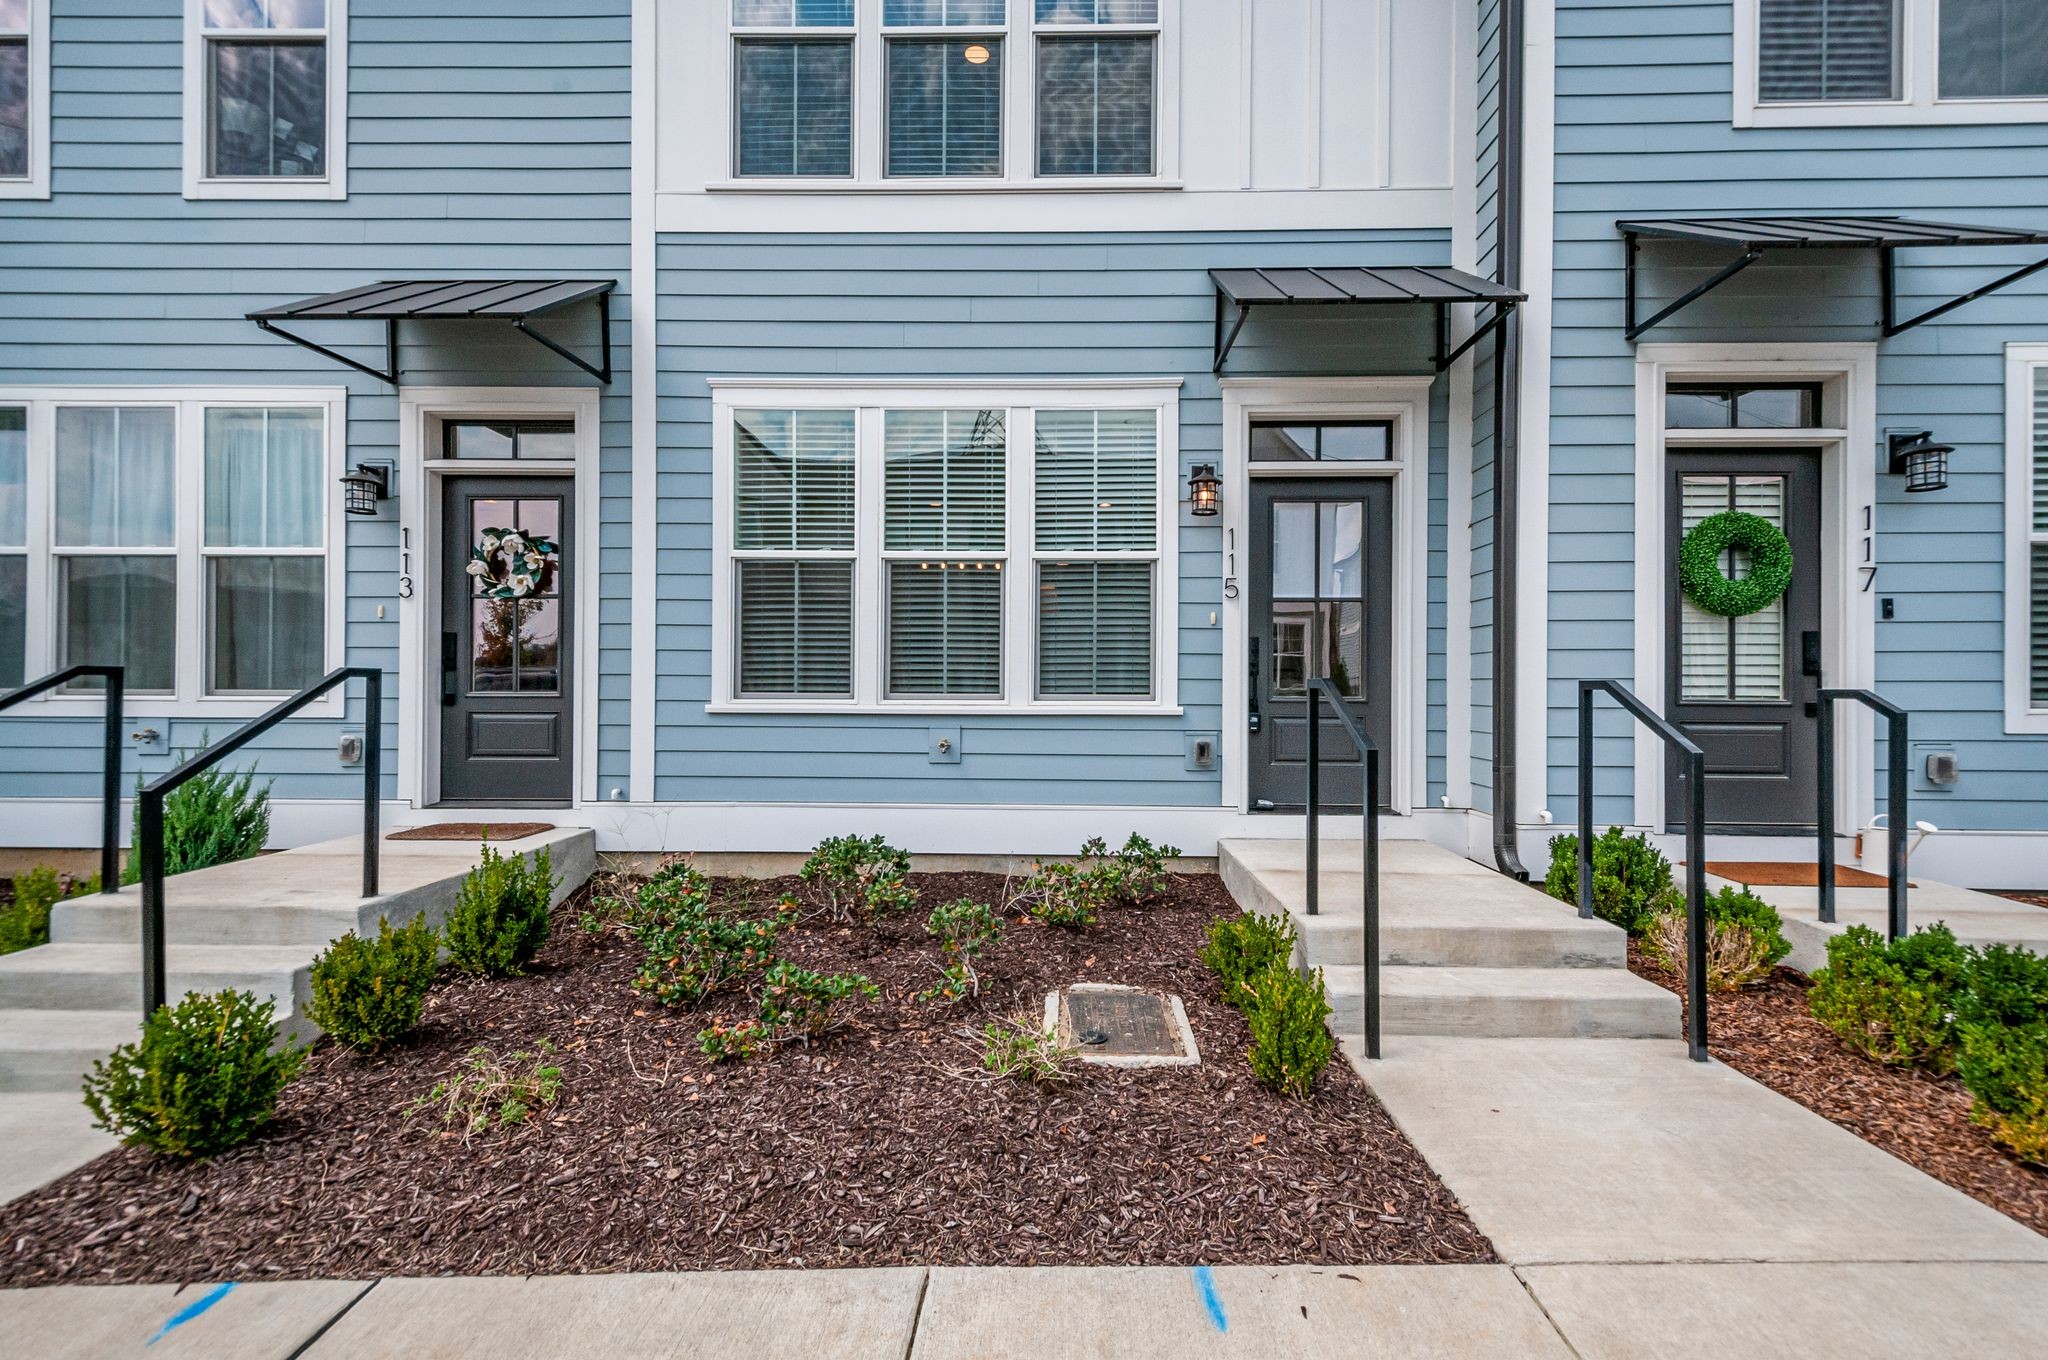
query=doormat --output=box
[1702,861,1907,890]
[387,823,555,843]
[1044,984,1200,1069]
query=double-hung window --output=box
[0,0,48,198]
[1743,0,2048,123]
[0,390,343,709]
[2008,346,2048,733]
[714,384,1178,711]
[733,0,857,177]
[1034,1,1157,177]
[185,0,347,198]
[884,2,1006,178]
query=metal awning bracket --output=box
[514,290,613,384]
[1624,235,1764,343]
[1882,245,2048,336]
[254,316,400,386]
[1213,287,1253,373]
[1433,299,1517,372]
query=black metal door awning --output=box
[1618,216,2048,341]
[248,279,618,385]
[1210,267,1524,374]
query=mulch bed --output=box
[1628,944,2048,1238]
[0,873,1493,1284]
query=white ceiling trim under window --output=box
[2005,344,2048,734]
[1735,0,2048,127]
[707,379,1183,715]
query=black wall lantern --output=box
[340,462,392,516]
[1885,430,1952,494]
[1188,463,1221,517]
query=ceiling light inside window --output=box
[964,44,990,65]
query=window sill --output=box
[706,701,1184,718]
[0,178,50,201]
[1738,98,2048,129]
[184,176,346,202]
[705,177,1182,195]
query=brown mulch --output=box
[1628,943,2048,1238]
[1990,891,2048,911]
[386,823,555,842]
[0,873,1493,1285]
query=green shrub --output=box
[1201,911,1298,1009]
[1012,835,1183,930]
[444,843,558,978]
[799,835,916,922]
[921,899,1004,1002]
[1243,964,1334,1100]
[628,861,783,1007]
[1011,859,1107,928]
[307,914,440,1050]
[981,1014,1081,1083]
[1956,945,2048,1165]
[1,865,96,955]
[411,1040,563,1137]
[1084,834,1180,905]
[122,746,271,884]
[81,988,305,1158]
[697,962,878,1060]
[1542,828,1681,935]
[1643,886,1792,991]
[1808,923,1972,1072]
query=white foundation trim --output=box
[2005,344,2048,735]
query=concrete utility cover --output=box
[1047,984,1200,1068]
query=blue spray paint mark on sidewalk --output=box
[147,1281,236,1346]
[1190,1266,1228,1333]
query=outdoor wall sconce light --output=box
[340,462,393,516]
[1188,463,1221,517]
[1885,430,1952,494]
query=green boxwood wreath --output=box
[1679,511,1794,618]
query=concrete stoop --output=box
[1700,871,2048,976]
[0,828,595,1094]
[1218,837,1679,1042]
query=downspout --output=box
[1491,0,1529,879]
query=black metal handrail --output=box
[1817,689,1909,940]
[1577,680,1709,1063]
[137,667,381,1019]
[0,666,125,893]
[1304,677,1383,1060]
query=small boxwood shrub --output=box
[1201,911,1298,1009]
[1542,827,1682,935]
[1,865,96,956]
[1956,945,2048,1165]
[1244,963,1335,1100]
[800,835,916,922]
[1808,923,1972,1072]
[1644,885,1792,991]
[123,748,271,884]
[82,988,305,1158]
[921,899,1003,1002]
[629,861,783,1007]
[444,843,558,978]
[307,914,441,1050]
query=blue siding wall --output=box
[654,231,1453,807]
[0,1,631,810]
[1552,0,2048,831]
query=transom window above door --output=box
[1741,0,2048,125]
[1250,422,1393,464]
[729,0,1163,182]
[443,420,578,461]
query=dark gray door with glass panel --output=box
[1246,427,1394,812]
[441,477,572,805]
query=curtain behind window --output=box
[0,37,25,180]
[1758,0,1898,102]
[1037,36,1154,175]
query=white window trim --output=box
[719,0,1180,190]
[2006,343,2048,734]
[182,0,348,201]
[708,378,1182,715]
[1734,0,2048,128]
[0,0,50,199]
[0,385,349,720]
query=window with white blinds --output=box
[2030,366,2048,709]
[716,388,1176,710]
[1758,0,1899,103]
[1679,475,1788,704]
[732,1,855,178]
[1743,0,2048,121]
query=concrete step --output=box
[52,897,363,947]
[0,1010,141,1091]
[0,944,312,1015]
[1322,964,1680,1040]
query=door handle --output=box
[1247,637,1262,734]
[441,632,459,707]
[1801,630,1823,679]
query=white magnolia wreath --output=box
[466,527,558,600]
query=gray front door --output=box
[1247,477,1394,812]
[441,476,573,805]
[1665,451,1823,833]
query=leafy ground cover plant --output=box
[307,914,440,1050]
[1243,963,1335,1100]
[1201,911,1298,1009]
[921,899,1004,1001]
[1011,834,1183,930]
[1956,944,2048,1164]
[698,962,879,1061]
[0,865,97,955]
[628,861,784,1006]
[1808,923,1972,1072]
[82,989,305,1158]
[981,1014,1081,1083]
[410,1040,563,1137]
[1643,885,1792,991]
[799,835,916,922]
[1542,827,1681,935]
[444,842,558,978]
[122,746,271,884]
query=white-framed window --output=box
[0,0,50,199]
[725,0,1170,184]
[2007,344,2048,734]
[1737,0,2048,126]
[183,0,348,200]
[0,389,347,714]
[709,381,1181,713]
